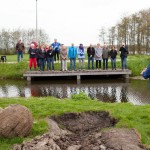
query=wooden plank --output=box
[23,69,132,77]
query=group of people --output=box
[16,38,129,71]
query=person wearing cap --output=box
[119,44,128,70]
[77,44,85,70]
[16,38,25,62]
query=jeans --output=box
[111,58,116,69]
[121,57,127,69]
[47,57,54,70]
[17,51,23,62]
[39,58,46,71]
[96,60,101,69]
[78,58,85,69]
[70,58,76,71]
[103,58,108,70]
[88,57,94,69]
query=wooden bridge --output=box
[23,69,132,82]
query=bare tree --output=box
[108,26,116,45]
[99,27,106,44]
[0,28,50,54]
[106,8,150,54]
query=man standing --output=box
[87,44,95,70]
[51,38,61,62]
[16,38,25,62]
[119,44,128,70]
[68,43,77,71]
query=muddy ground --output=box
[12,111,148,150]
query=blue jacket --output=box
[142,64,150,79]
[68,46,77,59]
[77,48,85,59]
[51,42,61,52]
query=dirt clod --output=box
[12,111,148,150]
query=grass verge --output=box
[0,94,149,149]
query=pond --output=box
[0,78,150,105]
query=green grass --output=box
[0,95,149,149]
[0,62,28,79]
[127,55,150,76]
[0,54,149,78]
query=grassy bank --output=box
[0,94,150,149]
[0,54,150,78]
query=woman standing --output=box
[46,45,55,71]
[60,44,67,71]
[109,46,117,70]
[77,44,85,70]
[38,44,46,71]
[95,43,102,70]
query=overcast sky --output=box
[0,0,150,45]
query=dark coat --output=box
[87,47,95,57]
[46,49,55,58]
[109,49,117,59]
[16,42,25,51]
[38,49,46,59]
[119,46,128,58]
[28,48,37,58]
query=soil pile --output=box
[12,111,148,150]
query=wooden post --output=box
[77,75,81,83]
[27,76,31,82]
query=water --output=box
[0,78,150,105]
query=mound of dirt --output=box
[12,111,148,150]
[51,111,117,136]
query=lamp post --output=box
[36,0,38,42]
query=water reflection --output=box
[0,79,150,105]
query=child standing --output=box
[28,43,37,70]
